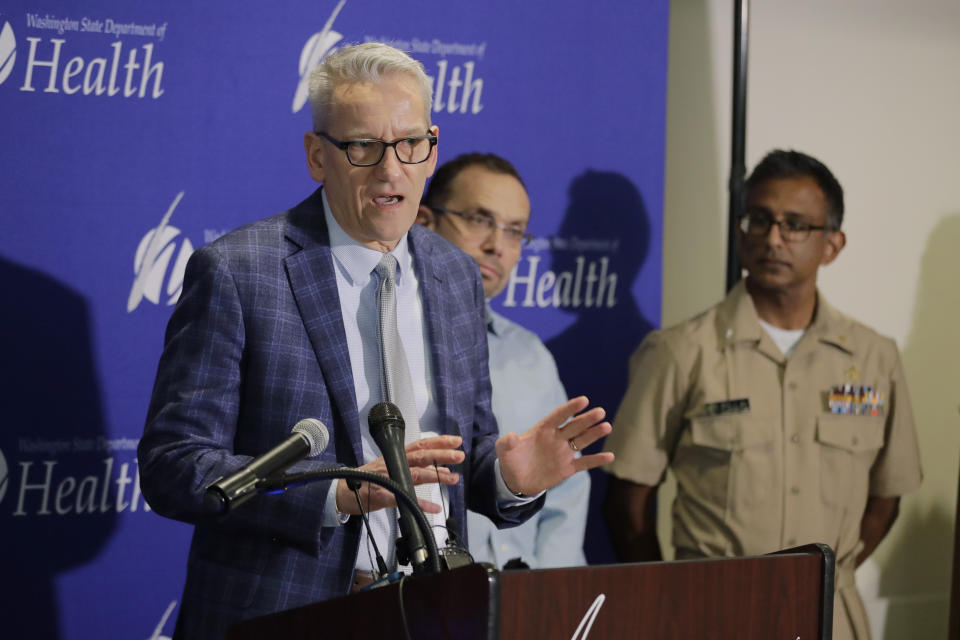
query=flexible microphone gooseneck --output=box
[367,401,433,574]
[259,468,442,574]
[206,418,329,512]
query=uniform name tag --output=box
[703,398,751,416]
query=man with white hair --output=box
[139,42,613,638]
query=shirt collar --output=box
[806,293,855,353]
[485,301,501,336]
[715,280,763,345]
[716,279,855,355]
[322,189,413,287]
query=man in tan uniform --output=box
[602,149,922,640]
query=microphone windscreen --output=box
[292,418,330,457]
[368,401,404,426]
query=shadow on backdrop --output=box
[881,214,960,639]
[0,255,118,639]
[545,170,655,565]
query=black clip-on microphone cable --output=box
[432,459,474,570]
[346,477,390,579]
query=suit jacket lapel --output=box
[284,192,364,465]
[410,228,456,439]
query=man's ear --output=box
[424,124,439,178]
[417,204,437,230]
[821,229,846,266]
[304,132,325,183]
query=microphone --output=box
[439,516,474,570]
[431,458,473,570]
[207,418,330,512]
[368,401,431,573]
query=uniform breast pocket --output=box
[816,414,886,508]
[680,414,775,512]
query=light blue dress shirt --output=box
[466,306,590,568]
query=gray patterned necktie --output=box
[373,254,422,442]
[372,254,444,565]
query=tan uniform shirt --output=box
[604,282,923,640]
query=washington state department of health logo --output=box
[128,192,194,312]
[291,0,346,114]
[0,447,9,505]
[147,600,177,640]
[0,21,16,86]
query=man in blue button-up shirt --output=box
[418,153,590,569]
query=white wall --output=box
[661,1,960,637]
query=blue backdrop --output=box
[0,1,667,637]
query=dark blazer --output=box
[138,189,541,638]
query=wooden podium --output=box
[229,543,834,639]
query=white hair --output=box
[308,42,433,132]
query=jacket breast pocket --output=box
[816,414,885,508]
[679,413,775,513]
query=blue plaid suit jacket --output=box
[139,189,542,638]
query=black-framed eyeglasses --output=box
[431,205,533,247]
[316,131,437,167]
[739,212,832,243]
